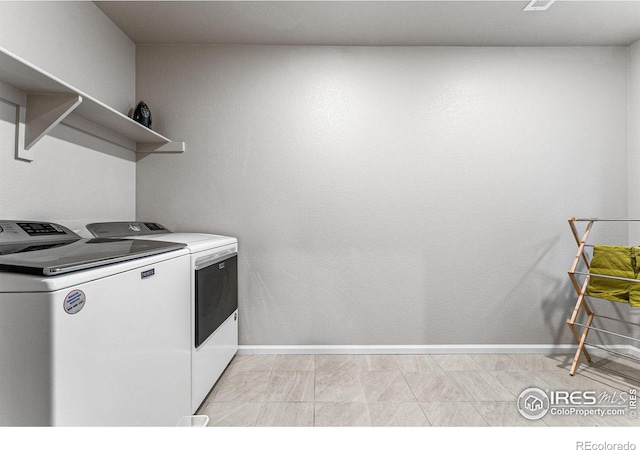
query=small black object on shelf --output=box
[132,101,152,129]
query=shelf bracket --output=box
[25,93,83,148]
[14,105,27,161]
[0,79,30,162]
[16,93,83,161]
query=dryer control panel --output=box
[87,222,170,238]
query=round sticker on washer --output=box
[63,289,86,314]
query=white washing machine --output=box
[87,222,239,412]
[0,221,192,426]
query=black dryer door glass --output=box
[195,255,238,348]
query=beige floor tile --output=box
[419,401,488,426]
[200,353,638,428]
[368,402,430,427]
[588,410,640,427]
[354,355,400,372]
[200,371,231,405]
[256,402,314,427]
[315,355,358,372]
[264,372,314,402]
[508,354,569,372]
[314,402,372,427]
[200,402,262,427]
[586,354,640,373]
[227,354,276,373]
[403,372,467,402]
[448,370,515,401]
[315,371,365,402]
[358,371,415,402]
[432,354,484,371]
[487,370,552,397]
[619,370,640,388]
[470,354,524,371]
[570,352,640,388]
[211,371,271,403]
[535,369,613,392]
[579,366,640,391]
[472,401,546,427]
[394,355,444,372]
[540,410,602,427]
[273,354,315,371]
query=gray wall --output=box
[0,2,136,230]
[136,45,629,347]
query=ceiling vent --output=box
[523,0,556,11]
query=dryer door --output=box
[195,253,238,348]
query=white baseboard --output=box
[237,344,576,355]
[237,344,640,356]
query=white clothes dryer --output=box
[0,221,192,426]
[87,222,239,412]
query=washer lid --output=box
[0,238,186,276]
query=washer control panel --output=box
[0,221,78,244]
[87,221,170,238]
[17,222,68,236]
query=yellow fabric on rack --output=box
[586,245,640,307]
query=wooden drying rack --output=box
[566,217,640,375]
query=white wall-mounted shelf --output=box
[0,46,185,161]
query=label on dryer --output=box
[63,289,86,314]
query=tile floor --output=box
[196,353,640,427]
